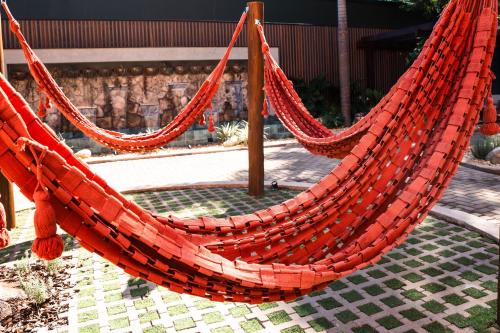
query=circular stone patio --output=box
[0,188,498,333]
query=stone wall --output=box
[9,61,249,137]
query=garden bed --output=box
[0,256,74,332]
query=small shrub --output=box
[322,104,344,128]
[470,133,500,160]
[14,251,32,276]
[46,259,63,275]
[20,277,50,305]
[216,122,241,144]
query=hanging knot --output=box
[0,202,10,249]
[32,189,64,261]
[208,114,216,133]
[262,43,270,54]
[480,94,500,136]
[262,97,269,118]
[199,114,206,126]
[9,19,20,34]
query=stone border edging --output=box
[85,140,298,165]
[461,161,500,176]
[122,180,499,242]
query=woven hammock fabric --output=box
[0,0,496,303]
[257,6,499,158]
[1,2,247,153]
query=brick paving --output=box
[87,144,500,222]
[1,188,498,333]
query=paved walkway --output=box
[1,188,498,333]
[90,144,499,223]
[13,143,500,225]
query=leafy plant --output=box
[398,0,448,19]
[407,39,426,67]
[20,277,50,305]
[14,251,32,276]
[322,104,345,129]
[46,259,63,276]
[216,122,241,144]
[292,76,333,118]
[470,133,500,160]
[350,82,383,117]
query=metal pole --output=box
[247,1,265,197]
[0,13,16,229]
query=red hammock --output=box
[0,0,496,303]
[256,10,500,159]
[1,2,247,153]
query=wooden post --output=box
[497,224,499,325]
[0,14,16,229]
[247,1,265,197]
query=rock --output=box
[0,300,12,320]
[486,147,500,164]
[0,282,26,301]
[75,149,92,159]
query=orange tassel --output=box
[208,114,216,133]
[199,114,206,126]
[37,99,47,117]
[262,98,269,118]
[0,202,10,249]
[32,189,64,260]
[480,95,500,136]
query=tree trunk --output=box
[337,0,352,126]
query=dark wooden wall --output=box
[2,20,408,92]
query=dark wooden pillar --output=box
[0,14,16,229]
[247,2,265,197]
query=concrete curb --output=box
[85,140,298,165]
[461,161,500,176]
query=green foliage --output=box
[406,39,425,67]
[216,122,241,143]
[292,76,333,118]
[322,104,344,128]
[217,121,268,146]
[292,76,382,129]
[350,82,383,116]
[46,258,63,276]
[14,251,32,276]
[20,276,51,305]
[398,0,448,19]
[470,133,500,160]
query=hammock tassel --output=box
[37,96,51,118]
[199,114,206,126]
[32,189,64,260]
[208,113,216,133]
[480,95,500,136]
[0,202,10,249]
[262,97,269,118]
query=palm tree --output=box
[337,0,351,126]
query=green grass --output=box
[422,300,447,314]
[442,294,467,306]
[400,308,426,321]
[167,304,188,316]
[79,324,100,333]
[308,317,334,332]
[421,283,446,293]
[462,287,488,299]
[402,289,426,301]
[317,297,342,310]
[134,298,155,310]
[293,303,317,317]
[78,310,98,323]
[268,310,292,325]
[230,305,251,318]
[340,290,363,302]
[130,286,149,298]
[173,318,196,331]
[377,315,403,329]
[109,317,129,330]
[144,326,166,333]
[358,303,382,315]
[335,310,358,324]
[380,296,404,308]
[107,304,126,316]
[203,311,224,324]
[240,319,264,333]
[139,310,160,323]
